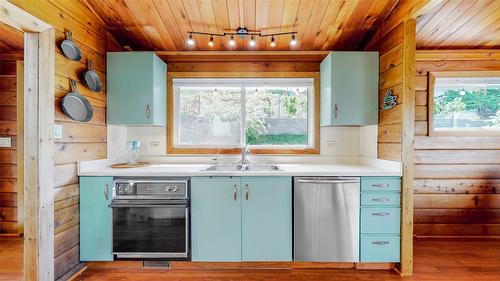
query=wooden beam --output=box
[155,51,330,62]
[0,0,51,32]
[400,19,416,277]
[16,60,24,235]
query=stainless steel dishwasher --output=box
[294,177,360,262]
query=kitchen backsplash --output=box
[108,125,378,159]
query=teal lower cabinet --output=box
[80,176,113,261]
[360,177,401,262]
[191,177,242,261]
[360,235,400,262]
[191,176,292,262]
[241,177,292,261]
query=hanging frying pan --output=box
[60,31,82,61]
[82,59,102,92]
[61,80,93,122]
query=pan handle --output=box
[70,79,78,92]
[67,30,73,41]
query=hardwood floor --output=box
[79,239,500,281]
[1,238,499,281]
[0,236,22,281]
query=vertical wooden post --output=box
[16,60,24,235]
[23,29,55,281]
[400,19,416,277]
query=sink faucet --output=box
[240,145,251,165]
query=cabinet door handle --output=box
[372,183,390,187]
[233,185,237,201]
[104,184,109,201]
[245,184,249,200]
[333,104,339,119]
[145,104,151,119]
[372,212,390,216]
[372,241,389,245]
[372,197,390,202]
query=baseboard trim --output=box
[58,263,86,281]
[415,235,500,240]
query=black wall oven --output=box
[110,178,190,259]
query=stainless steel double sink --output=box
[201,163,283,171]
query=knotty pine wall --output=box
[8,0,120,279]
[413,50,500,237]
[0,51,23,234]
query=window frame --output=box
[167,72,320,154]
[428,71,500,137]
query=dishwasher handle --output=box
[296,179,360,184]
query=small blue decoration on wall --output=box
[382,89,397,110]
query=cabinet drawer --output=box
[361,177,401,192]
[360,236,400,262]
[361,193,400,207]
[361,207,400,234]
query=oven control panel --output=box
[113,178,189,199]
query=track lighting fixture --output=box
[185,27,297,49]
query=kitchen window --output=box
[429,71,500,136]
[168,75,319,154]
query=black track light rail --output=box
[187,31,297,38]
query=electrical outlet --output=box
[54,124,63,140]
[327,140,337,148]
[0,137,12,148]
[150,141,160,148]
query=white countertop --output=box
[78,156,401,177]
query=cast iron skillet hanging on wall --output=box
[82,59,102,92]
[61,80,93,122]
[60,31,82,61]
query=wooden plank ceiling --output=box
[416,0,500,49]
[0,22,23,51]
[84,0,400,51]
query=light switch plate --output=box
[54,124,63,140]
[0,137,12,148]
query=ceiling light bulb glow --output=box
[208,36,214,47]
[290,35,297,46]
[229,35,235,47]
[270,36,276,47]
[249,36,256,47]
[187,34,195,46]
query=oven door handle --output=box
[109,203,187,208]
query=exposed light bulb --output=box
[187,33,195,46]
[229,35,235,47]
[290,35,297,46]
[208,36,214,47]
[270,36,276,47]
[249,36,256,47]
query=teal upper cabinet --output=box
[320,52,378,126]
[107,52,166,126]
[191,177,242,262]
[80,176,113,261]
[241,177,292,261]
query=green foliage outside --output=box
[434,88,500,127]
[246,133,307,145]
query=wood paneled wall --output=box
[0,51,23,234]
[414,50,500,237]
[7,0,117,279]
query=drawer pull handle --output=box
[372,241,390,245]
[372,212,390,216]
[233,185,237,201]
[372,184,390,187]
[372,198,390,202]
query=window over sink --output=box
[168,75,319,154]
